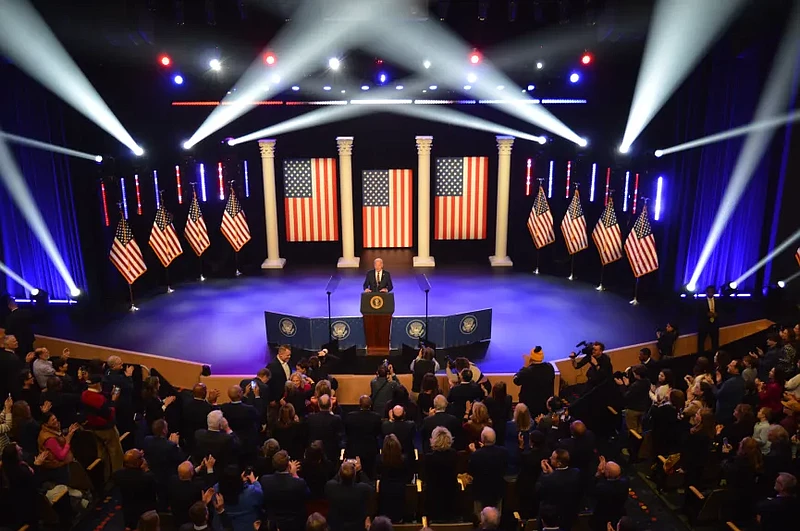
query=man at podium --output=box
[363,257,393,293]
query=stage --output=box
[28,263,765,376]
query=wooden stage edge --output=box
[3,319,773,405]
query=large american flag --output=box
[527,185,555,249]
[110,216,146,284]
[148,203,183,267]
[362,169,413,248]
[592,197,623,265]
[625,205,659,277]
[434,157,488,240]
[184,192,210,256]
[221,187,251,252]
[561,189,588,255]
[283,158,339,242]
[795,246,800,267]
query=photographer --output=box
[614,365,651,433]
[446,357,490,395]
[370,363,398,416]
[656,322,678,358]
[410,346,440,397]
[569,342,613,391]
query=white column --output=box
[336,136,360,268]
[489,135,514,267]
[413,136,435,267]
[258,139,286,269]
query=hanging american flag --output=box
[625,205,659,277]
[184,192,210,257]
[110,215,147,284]
[561,189,588,255]
[283,158,339,242]
[221,187,250,252]
[795,246,800,266]
[527,185,555,249]
[592,197,623,265]
[148,203,183,267]
[362,169,413,248]
[434,157,488,240]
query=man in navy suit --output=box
[363,258,393,292]
[260,450,309,531]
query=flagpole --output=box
[128,283,138,312]
[596,264,606,291]
[199,254,205,282]
[235,251,241,277]
[568,255,575,281]
[534,249,540,275]
[630,277,640,306]
[166,265,174,293]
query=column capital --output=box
[415,136,433,155]
[258,139,276,158]
[496,135,515,155]
[336,136,354,156]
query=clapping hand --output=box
[540,459,553,474]
[169,432,180,444]
[164,395,176,407]
[289,460,301,476]
[124,365,135,377]
[25,352,36,364]
[596,455,607,477]
[205,455,216,471]
[518,431,526,450]
[202,487,215,506]
[40,400,52,413]
[34,450,50,466]
[213,493,225,514]
[715,424,724,436]
[4,396,12,412]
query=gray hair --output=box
[480,427,496,446]
[207,410,224,430]
[430,426,453,451]
[480,507,500,530]
[433,394,448,412]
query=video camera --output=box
[574,340,594,357]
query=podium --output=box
[361,292,394,356]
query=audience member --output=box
[370,365,398,416]
[221,385,261,464]
[741,354,759,383]
[169,459,217,527]
[0,336,23,399]
[649,369,673,405]
[656,321,678,358]
[720,437,763,522]
[375,434,412,522]
[382,405,415,460]
[267,345,293,407]
[615,364,651,433]
[215,465,263,531]
[416,373,440,416]
[756,472,798,529]
[756,333,784,381]
[104,355,136,435]
[0,396,12,454]
[462,401,492,447]
[143,418,185,508]
[37,411,79,485]
[483,382,512,446]
[273,403,306,461]
[468,427,508,515]
[182,383,219,451]
[41,375,79,427]
[446,357,490,395]
[9,400,39,458]
[325,461,374,531]
[757,367,786,415]
[3,296,35,357]
[647,389,687,458]
[590,458,628,531]
[344,395,382,475]
[306,512,329,531]
[16,369,41,419]
[753,407,773,455]
[0,444,43,528]
[114,449,158,529]
[141,376,177,434]
[715,360,745,425]
[513,347,555,417]
[421,395,461,453]
[478,506,500,530]
[137,510,161,531]
[300,440,337,502]
[306,394,343,462]
[505,403,533,475]
[716,404,756,451]
[517,430,547,518]
[423,427,459,522]
[569,342,613,390]
[193,410,240,469]
[536,449,582,530]
[81,373,124,472]
[254,438,280,477]
[410,346,439,396]
[31,347,61,389]
[447,368,484,420]
[260,450,309,531]
[677,408,715,492]
[556,420,597,488]
[179,497,234,531]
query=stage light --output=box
[0,260,37,294]
[527,85,535,91]
[134,174,142,215]
[623,171,630,212]
[548,160,554,198]
[175,165,183,204]
[31,288,49,305]
[120,177,129,218]
[153,170,160,208]
[182,141,191,150]
[604,168,611,206]
[423,60,431,69]
[290,86,300,92]
[396,85,404,90]
[777,280,786,288]
[731,227,800,288]
[264,53,277,65]
[467,72,478,83]
[30,288,39,296]
[469,51,482,64]
[243,160,250,197]
[133,146,144,156]
[209,59,222,71]
[581,53,592,65]
[655,176,663,221]
[271,74,281,84]
[537,137,546,145]
[323,85,332,91]
[95,155,103,163]
[590,163,597,202]
[328,57,341,70]
[199,163,207,202]
[618,145,629,154]
[341,90,346,94]
[463,85,472,90]
[69,287,81,298]
[577,138,588,147]
[361,85,370,91]
[565,161,571,198]
[0,131,104,162]
[686,283,697,293]
[429,85,437,90]
[618,0,746,155]
[378,72,388,84]
[536,62,543,69]
[160,55,171,67]
[569,73,580,83]
[654,149,664,158]
[496,85,505,90]
[173,75,184,85]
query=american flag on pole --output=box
[184,192,210,257]
[795,246,800,266]
[110,216,146,284]
[362,169,413,248]
[148,203,183,267]
[527,185,555,249]
[221,187,250,252]
[283,158,339,242]
[434,157,488,240]
[625,205,659,277]
[561,189,588,255]
[592,197,623,265]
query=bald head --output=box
[480,427,496,446]
[480,507,500,530]
[605,461,621,479]
[192,383,207,400]
[359,395,372,410]
[392,405,405,420]
[123,449,144,469]
[107,355,123,370]
[319,394,331,411]
[178,461,194,480]
[228,386,242,402]
[570,420,587,438]
[340,461,356,484]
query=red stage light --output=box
[264,53,276,65]
[160,55,171,67]
[469,51,481,64]
[581,53,592,65]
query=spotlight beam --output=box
[781,270,800,285]
[0,131,102,162]
[655,110,800,157]
[688,4,800,289]
[0,0,143,155]
[0,260,37,294]
[618,0,746,152]
[184,0,379,149]
[733,227,800,286]
[228,105,372,145]
[0,135,79,294]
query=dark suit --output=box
[716,374,745,425]
[4,307,35,356]
[260,472,310,531]
[557,433,597,488]
[169,472,217,527]
[447,382,484,420]
[182,397,215,451]
[536,468,582,530]
[143,434,186,510]
[697,296,720,354]
[756,495,799,530]
[306,411,344,462]
[590,477,629,530]
[220,401,261,462]
[514,362,556,416]
[0,349,23,399]
[468,444,509,507]
[381,419,416,458]
[325,479,375,531]
[421,411,462,453]
[267,359,290,404]
[273,421,307,461]
[344,410,382,473]
[363,269,393,292]
[193,429,240,469]
[113,467,158,528]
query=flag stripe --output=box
[110,217,147,284]
[283,158,339,242]
[434,157,488,240]
[362,169,412,248]
[560,189,588,255]
[625,205,659,277]
[527,186,555,249]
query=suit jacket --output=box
[239,377,269,417]
[142,435,185,483]
[113,467,158,527]
[0,349,23,399]
[697,296,721,327]
[344,410,382,460]
[193,429,240,469]
[381,419,416,457]
[4,307,34,353]
[273,421,308,461]
[536,468,582,530]
[220,401,261,451]
[169,472,217,526]
[620,377,652,412]
[260,472,310,531]
[514,362,556,416]
[557,433,597,483]
[468,445,509,506]
[306,412,344,462]
[325,479,375,531]
[422,411,463,453]
[182,397,215,451]
[716,374,745,424]
[363,269,393,292]
[267,359,290,403]
[756,495,799,530]
[590,476,629,528]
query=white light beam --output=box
[228,105,371,145]
[0,131,103,162]
[0,260,37,294]
[733,227,800,286]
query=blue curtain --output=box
[0,67,86,299]
[673,46,770,291]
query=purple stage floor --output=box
[31,264,750,376]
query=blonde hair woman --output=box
[423,427,459,522]
[462,401,492,447]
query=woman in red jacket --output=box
[757,367,786,415]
